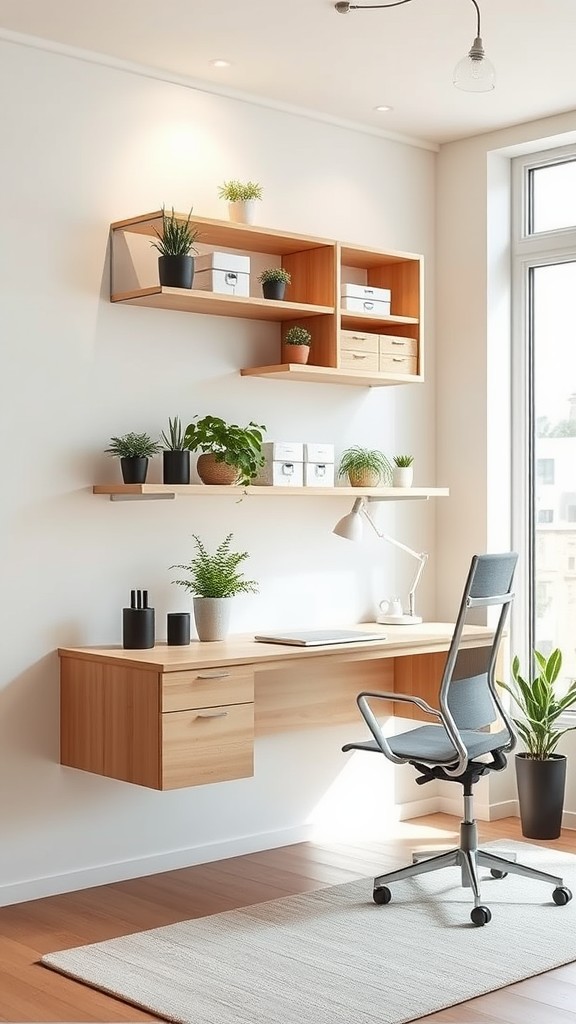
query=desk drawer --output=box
[161,703,254,788]
[340,330,379,354]
[162,666,254,712]
[340,349,379,372]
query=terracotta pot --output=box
[348,468,381,487]
[196,453,239,485]
[282,343,310,365]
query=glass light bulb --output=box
[453,36,495,92]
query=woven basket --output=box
[196,453,240,485]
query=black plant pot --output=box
[262,280,286,300]
[120,456,149,484]
[163,450,190,485]
[158,255,194,289]
[515,752,567,839]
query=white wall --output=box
[437,109,576,822]
[0,38,439,903]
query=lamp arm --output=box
[407,552,429,617]
[360,502,425,562]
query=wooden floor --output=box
[2,813,576,1022]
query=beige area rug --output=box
[41,841,576,1024]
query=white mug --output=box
[379,597,403,617]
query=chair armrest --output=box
[356,691,441,765]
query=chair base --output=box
[373,819,567,916]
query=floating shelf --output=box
[110,287,334,322]
[93,484,449,502]
[240,363,423,387]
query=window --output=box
[513,146,576,692]
[536,458,554,485]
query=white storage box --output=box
[195,252,251,274]
[254,441,304,487]
[342,282,391,303]
[341,296,391,315]
[304,442,335,463]
[304,461,335,487]
[194,268,249,297]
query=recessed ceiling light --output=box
[374,105,392,113]
[210,59,232,68]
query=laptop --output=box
[254,629,385,647]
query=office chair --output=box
[343,553,573,926]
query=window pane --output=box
[530,161,576,233]
[533,261,576,686]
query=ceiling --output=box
[1,0,575,146]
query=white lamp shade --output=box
[333,510,364,542]
[453,37,495,92]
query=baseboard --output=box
[0,824,315,908]
[397,796,442,820]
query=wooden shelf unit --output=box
[110,212,424,387]
[93,483,449,502]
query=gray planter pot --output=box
[193,597,232,642]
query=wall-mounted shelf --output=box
[110,212,424,388]
[93,484,449,502]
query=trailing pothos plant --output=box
[498,648,576,759]
[170,533,258,598]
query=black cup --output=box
[167,612,191,646]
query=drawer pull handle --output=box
[197,710,229,719]
[196,672,230,680]
[352,353,367,360]
[391,340,406,346]
[393,357,407,363]
[351,335,367,341]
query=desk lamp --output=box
[333,497,428,624]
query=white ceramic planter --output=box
[393,466,413,488]
[193,597,232,641]
[228,199,258,224]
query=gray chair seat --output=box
[348,725,511,763]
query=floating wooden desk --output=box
[59,622,495,792]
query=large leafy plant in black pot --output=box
[150,206,199,289]
[499,649,576,838]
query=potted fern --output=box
[184,415,266,487]
[150,206,200,289]
[338,446,392,488]
[218,180,263,224]
[258,267,292,301]
[105,432,161,484]
[161,416,190,485]
[498,649,576,838]
[393,454,414,487]
[171,533,258,641]
[282,325,311,365]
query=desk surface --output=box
[58,622,494,673]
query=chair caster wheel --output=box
[553,886,573,906]
[373,886,392,905]
[470,905,492,926]
[490,869,507,878]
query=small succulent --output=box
[171,533,259,598]
[105,432,162,459]
[150,206,199,257]
[393,454,414,468]
[285,326,311,346]
[160,416,186,451]
[258,267,292,285]
[218,180,263,202]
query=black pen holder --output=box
[123,607,155,649]
[167,612,191,646]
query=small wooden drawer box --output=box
[340,349,379,372]
[340,330,379,354]
[379,335,418,357]
[379,353,418,375]
[162,666,254,713]
[161,702,254,789]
